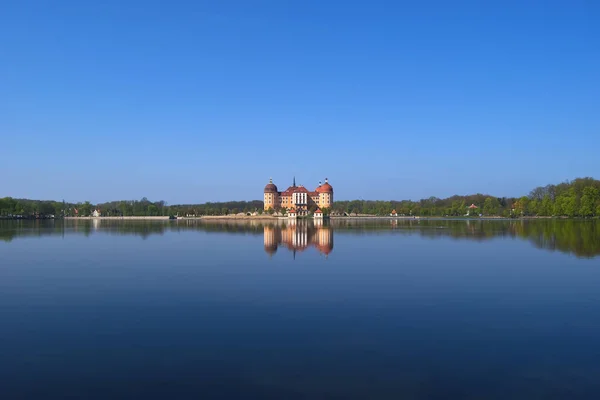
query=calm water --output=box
[1,218,600,399]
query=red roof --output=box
[264,183,278,193]
[264,178,278,193]
[315,208,322,214]
[289,208,296,213]
[276,181,331,196]
[468,204,478,209]
[315,180,333,193]
[280,187,295,196]
[280,185,312,196]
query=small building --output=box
[92,209,101,217]
[288,208,297,218]
[314,208,323,219]
[467,204,478,216]
[390,209,398,217]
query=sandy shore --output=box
[64,215,279,221]
[64,216,170,220]
[192,215,279,220]
[61,215,573,221]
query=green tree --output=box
[80,201,92,216]
[0,197,9,216]
[529,199,539,215]
[580,187,599,217]
[119,201,130,216]
[450,201,462,216]
[483,197,499,215]
[555,189,578,217]
[553,198,564,216]
[53,202,63,217]
[39,202,54,216]
[539,195,553,216]
[514,196,530,216]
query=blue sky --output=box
[1,1,599,204]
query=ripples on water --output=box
[1,219,599,399]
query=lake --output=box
[1,218,600,399]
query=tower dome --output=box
[316,178,333,193]
[264,178,278,193]
[264,243,278,256]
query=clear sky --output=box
[1,1,599,204]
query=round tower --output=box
[316,178,333,209]
[264,178,279,211]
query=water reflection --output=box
[1,218,599,258]
[264,219,333,258]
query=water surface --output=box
[1,219,599,399]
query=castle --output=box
[263,177,334,215]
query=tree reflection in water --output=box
[1,218,598,258]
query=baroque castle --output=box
[263,177,334,215]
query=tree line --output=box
[2,177,599,219]
[0,197,265,218]
[332,177,600,218]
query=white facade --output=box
[292,192,308,205]
[292,192,309,215]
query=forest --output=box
[1,177,599,218]
[334,177,600,217]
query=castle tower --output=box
[316,178,334,209]
[263,178,279,211]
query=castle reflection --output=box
[2,219,599,259]
[263,219,333,258]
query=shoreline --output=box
[64,216,171,220]
[62,215,281,221]
[6,215,591,221]
[189,216,278,220]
